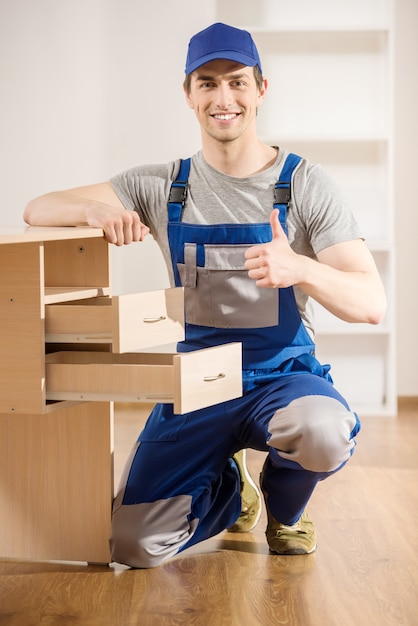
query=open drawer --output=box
[45,343,242,414]
[45,288,185,352]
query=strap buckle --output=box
[168,182,188,205]
[274,186,291,205]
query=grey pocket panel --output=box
[178,243,278,329]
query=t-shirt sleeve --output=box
[292,162,363,255]
[110,169,138,213]
[109,161,181,232]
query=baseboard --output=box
[397,396,418,411]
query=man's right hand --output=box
[85,201,150,246]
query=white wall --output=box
[0,0,215,292]
[0,0,416,396]
[394,0,418,396]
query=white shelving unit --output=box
[217,0,396,416]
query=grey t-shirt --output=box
[110,147,362,336]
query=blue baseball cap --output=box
[185,22,262,75]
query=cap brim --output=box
[186,51,259,74]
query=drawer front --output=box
[112,288,184,352]
[45,343,242,413]
[45,288,185,351]
[173,342,242,413]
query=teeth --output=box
[213,114,237,120]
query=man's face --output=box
[184,59,267,144]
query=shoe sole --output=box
[268,544,317,555]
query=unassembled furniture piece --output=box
[0,227,242,563]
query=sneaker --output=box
[264,506,317,555]
[260,462,316,554]
[227,449,262,533]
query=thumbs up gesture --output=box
[244,209,300,288]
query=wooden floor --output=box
[1,399,417,626]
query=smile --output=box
[212,113,239,120]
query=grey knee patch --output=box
[110,494,198,569]
[267,395,357,473]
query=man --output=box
[24,23,386,568]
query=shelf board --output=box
[315,325,391,337]
[44,287,111,305]
[261,135,390,145]
[366,240,393,252]
[249,26,390,35]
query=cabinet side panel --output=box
[0,242,44,413]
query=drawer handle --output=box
[203,373,226,382]
[143,316,167,323]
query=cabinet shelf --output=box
[263,136,390,145]
[217,0,392,33]
[316,325,391,337]
[248,27,389,35]
[366,240,393,252]
[44,286,111,305]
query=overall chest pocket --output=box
[177,243,278,329]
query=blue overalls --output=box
[110,154,360,569]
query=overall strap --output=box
[168,158,191,222]
[168,153,302,228]
[274,152,302,234]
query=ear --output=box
[184,85,195,110]
[257,77,268,106]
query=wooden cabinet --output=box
[0,226,242,563]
